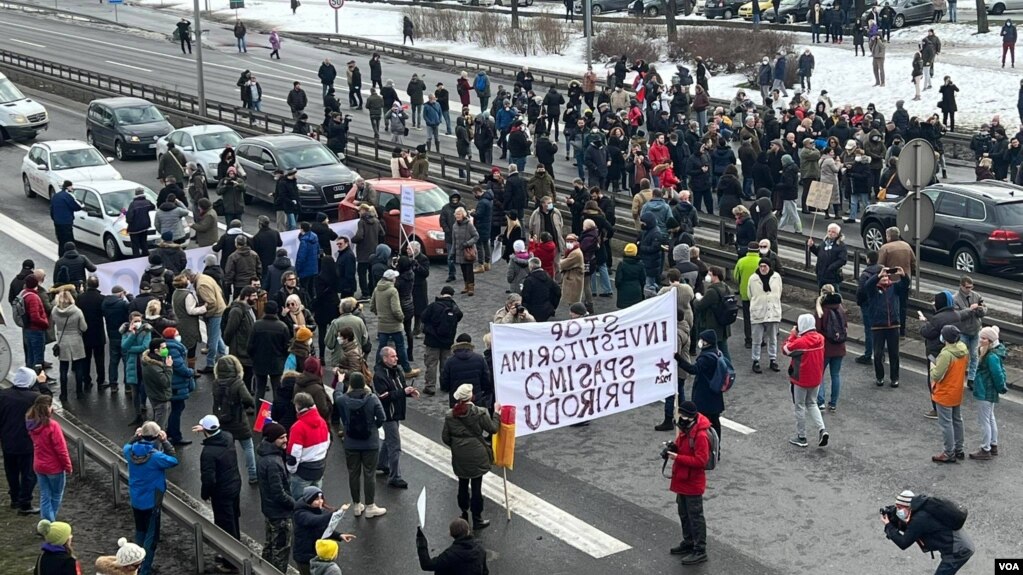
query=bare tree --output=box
[512,0,521,29]
[976,0,989,33]
[666,0,678,42]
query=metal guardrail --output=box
[0,0,129,25]
[1,48,1018,343]
[53,407,283,575]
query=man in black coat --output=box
[440,334,491,409]
[416,518,489,575]
[77,276,107,391]
[102,285,132,390]
[247,301,291,400]
[0,367,47,515]
[286,82,308,121]
[807,223,848,290]
[374,346,420,489]
[503,166,528,221]
[255,422,294,573]
[335,236,358,299]
[420,286,463,396]
[8,259,35,306]
[251,215,283,286]
[52,243,97,289]
[197,414,243,570]
[520,258,560,321]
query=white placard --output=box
[491,290,677,437]
[400,185,415,227]
[417,487,426,528]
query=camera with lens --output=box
[879,505,900,523]
[515,304,524,314]
[660,441,678,461]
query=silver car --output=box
[154,125,242,184]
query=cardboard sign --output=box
[807,181,834,211]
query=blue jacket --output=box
[295,231,320,279]
[423,101,443,127]
[864,274,908,329]
[772,56,787,81]
[496,107,517,132]
[640,197,671,236]
[50,189,82,225]
[474,190,493,241]
[679,346,725,415]
[121,324,153,386]
[124,439,178,510]
[638,212,666,277]
[166,339,196,401]
[335,245,357,296]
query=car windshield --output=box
[114,105,165,125]
[413,186,452,216]
[0,78,26,104]
[277,143,338,169]
[193,130,241,151]
[103,187,158,217]
[49,148,108,170]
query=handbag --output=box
[52,316,70,358]
[878,173,897,201]
[463,245,478,263]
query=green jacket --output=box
[973,344,1007,403]
[442,404,499,479]
[217,179,246,215]
[614,256,646,309]
[141,352,173,402]
[694,281,731,339]
[366,94,385,119]
[410,156,430,180]
[370,278,404,333]
[733,251,761,301]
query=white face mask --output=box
[566,242,576,250]
[132,322,141,330]
[759,248,769,255]
[705,274,713,283]
[697,339,706,349]
[174,335,181,343]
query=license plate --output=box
[148,143,157,149]
[334,193,345,200]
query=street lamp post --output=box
[193,0,206,114]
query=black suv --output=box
[860,181,1023,273]
[234,134,361,214]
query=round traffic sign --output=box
[896,191,935,243]
[896,138,936,192]
[329,0,344,9]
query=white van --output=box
[0,72,48,145]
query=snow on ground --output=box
[140,0,1021,129]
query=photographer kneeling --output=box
[664,401,711,566]
[881,490,974,575]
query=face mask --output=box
[132,322,141,330]
[697,339,706,348]
[759,248,769,255]
[174,335,181,343]
[159,348,169,358]
[855,155,864,162]
[705,274,712,283]
[896,508,908,521]
[546,203,554,211]
[566,242,576,250]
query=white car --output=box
[22,140,121,200]
[154,125,242,184]
[985,0,1023,13]
[70,181,173,260]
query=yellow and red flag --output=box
[492,405,516,470]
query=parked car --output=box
[704,0,746,18]
[70,181,167,259]
[0,72,48,144]
[739,0,773,18]
[85,97,173,161]
[338,178,450,258]
[458,0,495,5]
[154,125,241,184]
[22,140,121,200]
[862,0,933,28]
[575,0,633,14]
[984,0,1023,13]
[860,181,1023,273]
[767,0,813,21]
[234,134,360,215]
[629,0,686,16]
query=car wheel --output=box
[47,186,55,201]
[992,2,1005,13]
[115,140,126,161]
[104,234,122,260]
[894,13,904,27]
[22,175,35,199]
[646,5,659,15]
[722,7,733,18]
[862,222,885,252]
[0,128,6,147]
[591,4,602,14]
[952,245,978,273]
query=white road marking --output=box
[0,213,59,260]
[10,38,45,48]
[104,60,152,72]
[399,425,632,559]
[262,95,287,102]
[721,417,756,435]
[13,142,31,152]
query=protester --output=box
[255,422,294,573]
[665,401,711,566]
[27,394,72,522]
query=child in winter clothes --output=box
[506,239,531,294]
[970,325,1006,460]
[36,519,80,575]
[529,232,558,278]
[311,539,344,575]
[95,537,146,575]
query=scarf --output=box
[757,269,773,292]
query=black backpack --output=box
[713,287,740,326]
[346,403,371,440]
[823,307,847,344]
[11,293,31,328]
[919,496,968,531]
[432,304,461,342]
[212,382,237,426]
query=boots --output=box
[187,356,196,370]
[466,283,475,297]
[461,282,470,294]
[654,418,674,431]
[473,264,485,274]
[483,262,492,271]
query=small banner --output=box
[492,405,516,470]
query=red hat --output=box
[162,327,178,339]
[491,166,501,174]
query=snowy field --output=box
[141,0,1022,129]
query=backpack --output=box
[713,288,740,327]
[919,496,968,531]
[345,402,372,440]
[474,75,487,92]
[432,305,460,343]
[212,382,237,426]
[822,307,847,344]
[709,351,736,393]
[689,426,720,471]
[11,292,31,328]
[55,264,72,287]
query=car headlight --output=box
[297,184,315,192]
[12,114,27,124]
[119,228,129,236]
[129,135,141,143]
[207,163,219,173]
[427,230,445,241]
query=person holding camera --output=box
[882,490,974,574]
[864,266,909,388]
[664,401,711,566]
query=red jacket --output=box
[286,407,330,479]
[20,289,49,331]
[649,141,671,167]
[529,239,558,278]
[658,167,680,190]
[783,330,826,388]
[670,413,711,496]
[29,418,72,475]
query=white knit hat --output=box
[116,537,146,566]
[453,384,474,402]
[979,325,1000,346]
[896,490,915,506]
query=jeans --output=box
[206,316,227,369]
[168,399,186,443]
[151,401,170,431]
[947,1,956,21]
[791,384,825,439]
[510,156,527,173]
[751,322,777,362]
[976,400,997,451]
[817,356,843,407]
[442,110,452,134]
[849,192,868,220]
[37,472,66,521]
[25,329,45,369]
[423,346,451,393]
[960,333,979,380]
[872,327,900,382]
[676,494,706,553]
[936,404,964,457]
[237,37,247,52]
[425,124,440,151]
[378,421,402,482]
[133,506,161,575]
[922,66,932,89]
[4,451,36,510]
[458,476,484,517]
[251,100,262,112]
[742,177,754,199]
[479,237,493,267]
[238,437,257,481]
[345,448,379,505]
[590,264,612,294]
[377,332,411,372]
[778,200,802,232]
[696,109,708,133]
[289,475,323,501]
[935,549,973,575]
[644,274,660,293]
[262,518,292,574]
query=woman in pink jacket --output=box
[27,395,72,522]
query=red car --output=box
[338,178,451,258]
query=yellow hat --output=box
[295,327,314,343]
[37,520,72,546]
[315,539,339,561]
[623,243,638,257]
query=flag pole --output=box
[503,468,511,521]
